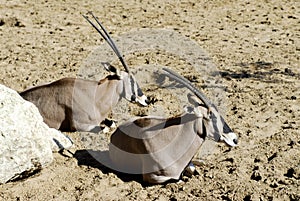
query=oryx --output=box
[20,13,148,132]
[108,68,238,184]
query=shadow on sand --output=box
[73,149,145,184]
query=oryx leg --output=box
[143,173,175,184]
[182,162,199,177]
[89,125,102,133]
[73,119,115,133]
[42,106,66,130]
[101,118,117,133]
[71,111,103,133]
[73,122,102,133]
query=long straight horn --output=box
[162,68,212,108]
[83,12,130,73]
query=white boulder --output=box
[0,84,73,184]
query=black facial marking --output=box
[201,121,207,139]
[137,88,143,97]
[221,116,233,134]
[131,94,136,102]
[130,75,136,97]
[210,111,222,141]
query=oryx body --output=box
[20,13,148,132]
[20,70,146,132]
[108,68,238,184]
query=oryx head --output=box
[162,68,238,147]
[83,12,148,106]
[101,62,148,106]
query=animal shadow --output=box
[73,149,145,185]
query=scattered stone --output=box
[0,19,4,26]
[284,168,295,178]
[0,17,25,27]
[267,153,277,162]
[284,68,295,76]
[251,171,262,181]
[243,195,251,201]
[254,158,261,163]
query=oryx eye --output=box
[208,110,213,118]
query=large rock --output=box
[0,84,73,184]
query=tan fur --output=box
[108,69,238,184]
[109,111,205,184]
[20,77,123,132]
[109,97,238,184]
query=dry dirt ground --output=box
[0,0,299,200]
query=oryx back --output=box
[20,77,123,132]
[20,78,74,130]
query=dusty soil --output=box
[0,0,299,200]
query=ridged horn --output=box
[162,68,212,108]
[83,12,130,73]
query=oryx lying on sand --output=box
[108,68,238,184]
[20,13,148,132]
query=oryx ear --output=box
[184,105,194,114]
[184,105,203,118]
[101,62,121,76]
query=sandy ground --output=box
[0,0,299,200]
